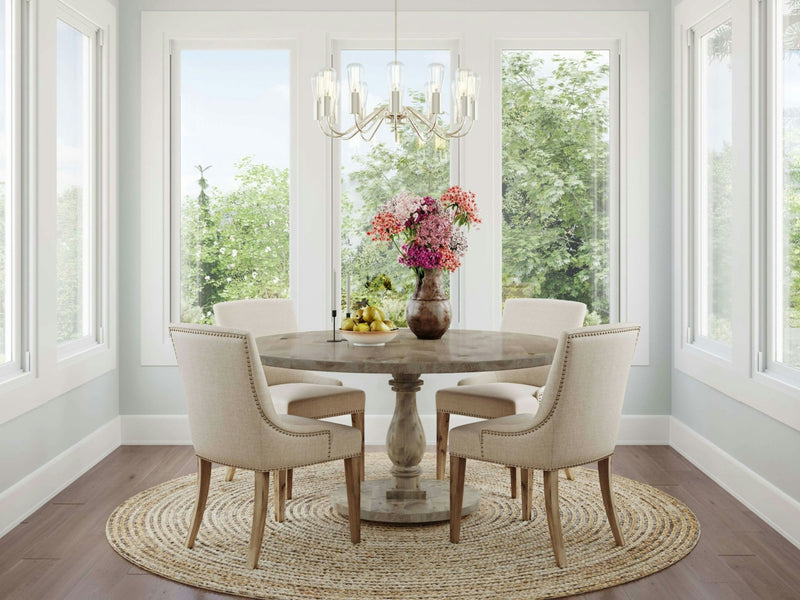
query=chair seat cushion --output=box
[449,413,539,462]
[278,415,363,463]
[271,383,366,419]
[435,383,540,419]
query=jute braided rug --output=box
[106,454,699,599]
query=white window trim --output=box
[141,11,649,367]
[674,0,800,433]
[0,0,117,426]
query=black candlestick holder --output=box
[327,309,345,343]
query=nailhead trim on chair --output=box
[450,325,640,469]
[290,408,365,420]
[169,326,333,458]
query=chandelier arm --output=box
[404,109,436,143]
[353,105,388,135]
[441,117,475,139]
[359,110,388,142]
[404,106,439,138]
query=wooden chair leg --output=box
[509,466,518,499]
[351,412,366,481]
[543,470,567,568]
[186,457,212,549]
[225,466,237,482]
[564,468,575,481]
[449,455,466,543]
[247,471,270,569]
[436,412,450,480]
[598,456,625,546]
[273,469,287,523]
[343,457,361,544]
[520,468,532,520]
[286,468,293,500]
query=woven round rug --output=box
[106,453,699,600]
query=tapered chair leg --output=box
[543,470,567,568]
[247,471,270,569]
[286,469,293,499]
[520,468,532,520]
[509,467,518,499]
[436,412,450,480]
[274,469,287,522]
[598,456,625,546]
[564,468,575,481]
[343,457,361,544]
[186,457,212,548]
[449,456,466,542]
[351,412,366,481]
[225,466,236,482]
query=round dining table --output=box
[256,328,556,524]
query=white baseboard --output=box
[0,416,122,538]
[120,413,670,446]
[669,417,800,550]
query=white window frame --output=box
[0,0,116,426]
[674,0,800,432]
[496,39,622,329]
[140,11,649,367]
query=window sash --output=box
[55,3,101,360]
[688,6,734,360]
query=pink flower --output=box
[416,211,452,248]
[367,211,403,243]
[441,186,481,225]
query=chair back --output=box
[498,298,587,386]
[214,299,303,386]
[169,323,282,468]
[535,323,640,466]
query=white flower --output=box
[231,249,238,257]
[228,263,235,269]
[219,247,226,254]
[273,276,279,283]
[251,271,258,279]
[264,246,271,253]
[226,277,232,282]
[204,275,211,281]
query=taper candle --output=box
[346,274,351,315]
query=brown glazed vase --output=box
[406,269,451,340]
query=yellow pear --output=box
[356,323,370,332]
[384,320,395,329]
[371,320,392,332]
[340,318,356,331]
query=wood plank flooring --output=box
[1,445,799,599]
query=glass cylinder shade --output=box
[347,63,364,93]
[387,61,405,114]
[427,62,445,93]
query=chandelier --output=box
[311,0,479,142]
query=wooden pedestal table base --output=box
[332,373,480,523]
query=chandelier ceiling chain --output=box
[311,0,479,142]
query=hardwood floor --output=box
[1,445,799,599]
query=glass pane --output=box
[779,0,800,367]
[339,49,451,327]
[698,21,733,346]
[0,0,9,363]
[501,50,611,324]
[56,20,92,345]
[178,49,291,324]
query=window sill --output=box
[675,345,800,433]
[0,345,116,426]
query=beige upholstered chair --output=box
[170,324,362,569]
[448,324,640,568]
[214,299,366,499]
[436,298,587,494]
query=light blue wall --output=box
[0,371,118,493]
[118,0,674,418]
[672,372,800,502]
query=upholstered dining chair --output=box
[435,298,586,495]
[214,298,366,508]
[448,323,640,568]
[170,324,362,569]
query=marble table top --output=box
[256,328,556,375]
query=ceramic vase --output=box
[405,268,451,340]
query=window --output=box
[171,45,291,324]
[767,0,800,379]
[55,12,98,357]
[337,47,453,326]
[691,15,733,357]
[500,48,614,325]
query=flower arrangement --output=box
[367,186,481,279]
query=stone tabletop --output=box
[256,328,556,375]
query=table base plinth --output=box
[331,479,480,524]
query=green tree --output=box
[500,51,610,323]
[56,186,84,342]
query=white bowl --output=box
[338,328,400,346]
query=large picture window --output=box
[500,48,615,325]
[56,10,98,357]
[171,45,291,324]
[337,47,453,326]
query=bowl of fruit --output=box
[339,306,400,346]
